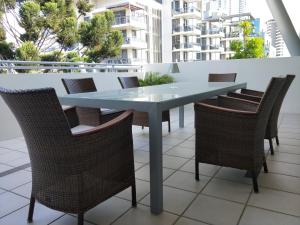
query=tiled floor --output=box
[0,105,300,225]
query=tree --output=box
[79,11,123,62]
[76,0,93,19]
[15,41,40,61]
[230,20,265,59]
[0,41,15,59]
[0,25,5,40]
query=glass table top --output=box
[62,82,246,103]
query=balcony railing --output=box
[173,43,201,50]
[173,25,201,33]
[173,6,201,15]
[201,45,224,50]
[114,16,145,26]
[225,32,240,38]
[0,60,143,73]
[123,37,146,45]
[201,29,223,35]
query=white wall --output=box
[0,72,142,141]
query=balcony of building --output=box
[112,15,146,30]
[200,45,225,52]
[172,25,202,36]
[172,43,201,52]
[172,6,202,19]
[201,29,225,38]
[122,37,148,49]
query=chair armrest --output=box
[228,92,262,103]
[100,111,125,124]
[63,106,79,128]
[218,95,259,112]
[241,88,264,97]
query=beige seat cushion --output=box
[71,125,95,134]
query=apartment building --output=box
[171,0,202,62]
[266,19,289,57]
[90,0,163,64]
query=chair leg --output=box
[269,138,274,155]
[276,135,280,146]
[195,161,199,181]
[168,120,171,133]
[142,126,144,130]
[27,195,35,223]
[263,161,268,173]
[131,182,137,207]
[78,213,84,225]
[251,171,259,193]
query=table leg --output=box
[179,106,184,128]
[148,109,163,214]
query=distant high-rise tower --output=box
[266,19,289,57]
[239,0,247,14]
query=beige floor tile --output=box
[278,132,300,140]
[268,152,300,164]
[140,186,196,215]
[203,178,252,203]
[276,144,300,154]
[279,138,300,146]
[135,165,175,181]
[0,139,27,150]
[134,162,146,171]
[163,155,189,170]
[85,197,131,225]
[0,170,31,190]
[163,137,185,146]
[258,172,300,194]
[0,148,11,155]
[134,151,149,163]
[248,188,300,216]
[0,151,27,164]
[184,194,244,225]
[112,204,178,225]
[49,214,93,225]
[180,160,219,177]
[178,140,195,149]
[117,179,150,202]
[0,192,28,217]
[0,163,12,173]
[215,167,253,185]
[165,146,195,159]
[239,206,300,225]
[11,182,32,199]
[267,160,300,178]
[164,171,209,193]
[0,203,63,225]
[6,156,30,167]
[174,217,208,225]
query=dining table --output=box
[59,81,247,214]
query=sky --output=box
[248,0,300,34]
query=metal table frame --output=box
[59,82,247,214]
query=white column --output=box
[266,0,300,56]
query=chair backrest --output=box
[267,74,295,134]
[0,87,72,168]
[257,77,285,121]
[118,76,140,89]
[208,73,237,82]
[61,78,101,126]
[62,78,97,94]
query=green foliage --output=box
[19,1,43,42]
[0,25,5,41]
[56,16,78,49]
[76,0,93,17]
[65,51,82,62]
[139,72,175,87]
[0,41,15,59]
[79,11,123,62]
[15,41,40,61]
[40,50,63,61]
[230,20,265,59]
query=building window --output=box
[132,49,137,58]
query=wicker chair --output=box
[118,76,171,132]
[227,75,295,154]
[208,73,237,82]
[194,77,285,193]
[0,87,136,225]
[62,78,123,126]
